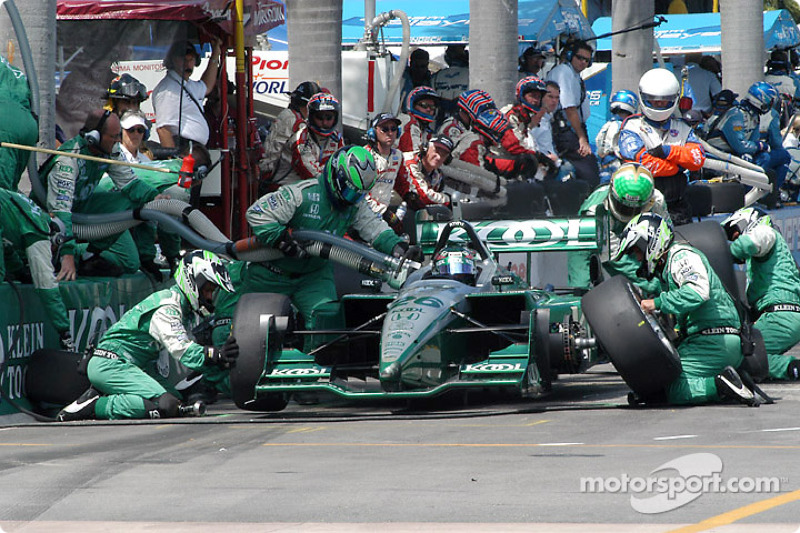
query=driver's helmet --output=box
[608,163,655,223]
[323,145,377,208]
[515,76,546,113]
[638,68,680,122]
[721,206,771,241]
[406,86,440,124]
[610,89,639,116]
[614,213,674,279]
[457,89,496,122]
[432,245,477,285]
[106,74,149,102]
[745,81,778,114]
[306,92,340,137]
[473,108,511,145]
[174,250,235,317]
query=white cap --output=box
[120,111,148,130]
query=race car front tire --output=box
[230,293,291,412]
[25,349,91,407]
[582,275,682,396]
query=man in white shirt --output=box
[152,39,222,148]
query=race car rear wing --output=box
[417,217,600,255]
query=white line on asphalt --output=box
[760,427,800,432]
[537,442,583,446]
[653,434,698,440]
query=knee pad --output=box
[144,393,180,418]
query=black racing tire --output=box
[25,349,90,405]
[530,309,553,393]
[675,219,743,305]
[708,182,746,214]
[739,326,769,382]
[582,276,682,396]
[230,293,291,412]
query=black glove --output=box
[646,144,667,159]
[513,153,538,178]
[275,229,308,258]
[382,210,404,235]
[204,336,239,369]
[392,241,409,258]
[140,260,164,283]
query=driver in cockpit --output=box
[430,245,478,285]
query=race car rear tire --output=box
[582,276,682,396]
[230,293,291,412]
[25,349,90,406]
[675,220,742,304]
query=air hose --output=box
[441,159,508,197]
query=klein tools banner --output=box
[0,275,166,417]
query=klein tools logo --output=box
[580,453,783,514]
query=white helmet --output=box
[638,68,680,122]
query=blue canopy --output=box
[592,10,800,54]
[266,0,593,50]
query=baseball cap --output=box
[120,111,148,131]
[430,134,454,153]
[370,112,402,130]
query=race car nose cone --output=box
[380,362,400,380]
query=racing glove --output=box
[512,153,538,178]
[756,141,769,153]
[204,336,239,369]
[740,153,754,163]
[392,242,423,263]
[383,210,405,235]
[275,229,308,258]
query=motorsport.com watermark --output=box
[579,453,785,514]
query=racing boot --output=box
[715,366,759,406]
[56,387,100,421]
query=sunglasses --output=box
[574,54,592,63]
[378,125,399,133]
[315,113,336,122]
[416,102,436,110]
[126,127,147,135]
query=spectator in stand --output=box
[438,89,495,160]
[283,92,344,184]
[431,45,470,123]
[104,74,149,118]
[0,55,38,191]
[399,86,440,154]
[685,54,722,118]
[258,80,320,192]
[362,112,410,234]
[39,109,165,279]
[618,68,705,225]
[118,110,152,163]
[399,49,433,114]
[547,39,601,188]
[397,134,454,215]
[152,39,223,149]
[518,45,546,80]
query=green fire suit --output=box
[87,285,220,419]
[652,243,743,405]
[0,55,38,191]
[39,135,160,273]
[213,173,403,346]
[0,189,69,336]
[730,223,800,379]
[567,184,668,294]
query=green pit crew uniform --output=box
[730,223,800,379]
[97,159,189,268]
[653,243,743,405]
[87,285,222,419]
[40,136,160,273]
[0,55,38,191]
[0,189,70,338]
[212,173,403,345]
[567,184,668,293]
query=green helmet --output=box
[721,207,771,241]
[614,213,674,279]
[608,163,655,223]
[323,145,377,207]
[174,250,234,317]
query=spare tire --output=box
[25,349,90,406]
[230,293,291,412]
[675,220,743,304]
[582,276,682,395]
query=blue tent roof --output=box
[266,0,594,50]
[592,10,800,54]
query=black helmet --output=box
[287,81,321,109]
[106,74,148,102]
